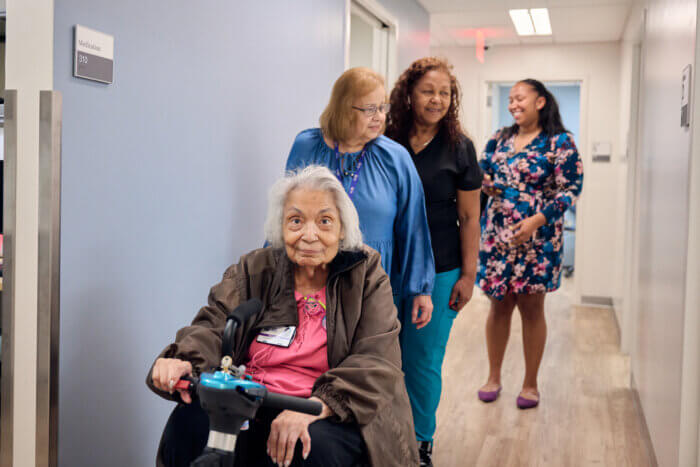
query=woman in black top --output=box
[386,57,481,467]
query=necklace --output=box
[421,135,435,147]
[411,131,436,151]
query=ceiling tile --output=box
[519,36,556,45]
[546,0,632,6]
[426,1,633,46]
[430,10,513,28]
[550,4,630,42]
[419,0,509,13]
[419,0,632,12]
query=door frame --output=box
[1,1,56,465]
[343,0,399,86]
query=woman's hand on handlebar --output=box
[267,397,331,466]
[151,358,193,404]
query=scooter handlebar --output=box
[229,298,263,325]
[174,376,322,416]
[174,378,195,392]
[262,392,323,416]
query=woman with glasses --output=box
[286,67,436,339]
[385,57,482,467]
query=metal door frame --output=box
[36,90,62,467]
[0,89,17,467]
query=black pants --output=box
[159,400,367,467]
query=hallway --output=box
[434,280,654,466]
[4,1,700,465]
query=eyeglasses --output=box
[352,103,391,117]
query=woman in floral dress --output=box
[476,79,583,409]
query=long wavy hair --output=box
[503,79,568,138]
[386,57,464,149]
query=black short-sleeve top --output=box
[404,129,482,273]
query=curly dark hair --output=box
[386,57,464,149]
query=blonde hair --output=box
[320,67,386,143]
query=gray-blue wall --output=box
[53,1,429,465]
[380,0,430,75]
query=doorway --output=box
[345,0,398,85]
[488,81,582,279]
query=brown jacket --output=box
[147,246,419,466]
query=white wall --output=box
[628,0,698,465]
[431,42,624,304]
[617,5,645,355]
[4,0,54,465]
[681,27,700,460]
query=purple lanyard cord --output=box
[334,142,367,200]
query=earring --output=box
[407,96,411,107]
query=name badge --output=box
[256,326,297,347]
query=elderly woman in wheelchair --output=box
[147,166,419,467]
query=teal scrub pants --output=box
[396,268,461,443]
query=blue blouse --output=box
[286,128,435,298]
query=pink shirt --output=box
[245,288,330,397]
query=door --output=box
[347,0,397,84]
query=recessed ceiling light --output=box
[530,8,552,35]
[509,8,552,36]
[509,9,534,36]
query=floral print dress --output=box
[477,130,583,300]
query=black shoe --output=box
[419,441,433,467]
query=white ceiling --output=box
[418,0,635,47]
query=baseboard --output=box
[581,295,614,307]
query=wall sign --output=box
[74,25,114,84]
[591,141,611,163]
[681,64,691,128]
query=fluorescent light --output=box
[509,9,534,36]
[530,8,552,35]
[509,8,552,36]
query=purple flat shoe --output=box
[477,386,502,402]
[516,393,540,409]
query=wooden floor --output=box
[433,278,655,467]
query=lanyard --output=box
[334,142,367,200]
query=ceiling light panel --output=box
[530,8,552,35]
[509,9,535,36]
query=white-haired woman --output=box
[148,166,419,467]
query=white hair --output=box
[264,165,364,251]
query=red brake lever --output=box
[174,379,193,391]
